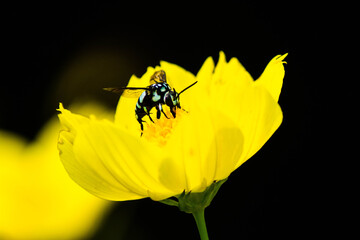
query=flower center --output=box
[142,108,183,146]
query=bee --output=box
[104,70,197,134]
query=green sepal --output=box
[160,178,227,214]
[159,198,179,207]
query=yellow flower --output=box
[0,102,112,240]
[57,52,287,203]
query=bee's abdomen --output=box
[135,92,147,119]
[135,91,157,120]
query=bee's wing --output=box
[149,78,166,85]
[103,87,149,98]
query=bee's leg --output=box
[140,122,144,136]
[148,113,154,123]
[170,106,176,118]
[155,105,161,119]
[157,103,169,119]
[137,117,144,136]
[144,106,154,123]
[161,109,169,119]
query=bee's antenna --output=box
[177,81,198,97]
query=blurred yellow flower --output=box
[57,52,287,202]
[0,102,113,240]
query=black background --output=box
[1,1,336,239]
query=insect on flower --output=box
[104,70,197,134]
[58,52,287,239]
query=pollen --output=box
[142,108,183,146]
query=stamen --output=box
[142,108,184,146]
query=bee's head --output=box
[164,90,180,118]
[165,90,181,108]
[164,81,198,117]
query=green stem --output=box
[192,209,209,240]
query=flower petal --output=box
[73,122,151,200]
[199,52,254,115]
[230,85,283,168]
[161,104,244,193]
[195,54,284,169]
[213,51,254,86]
[194,56,215,96]
[212,51,227,83]
[60,106,182,201]
[254,53,288,102]
[58,107,144,200]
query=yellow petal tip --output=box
[276,53,288,63]
[58,102,64,111]
[218,51,226,62]
[254,53,288,102]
